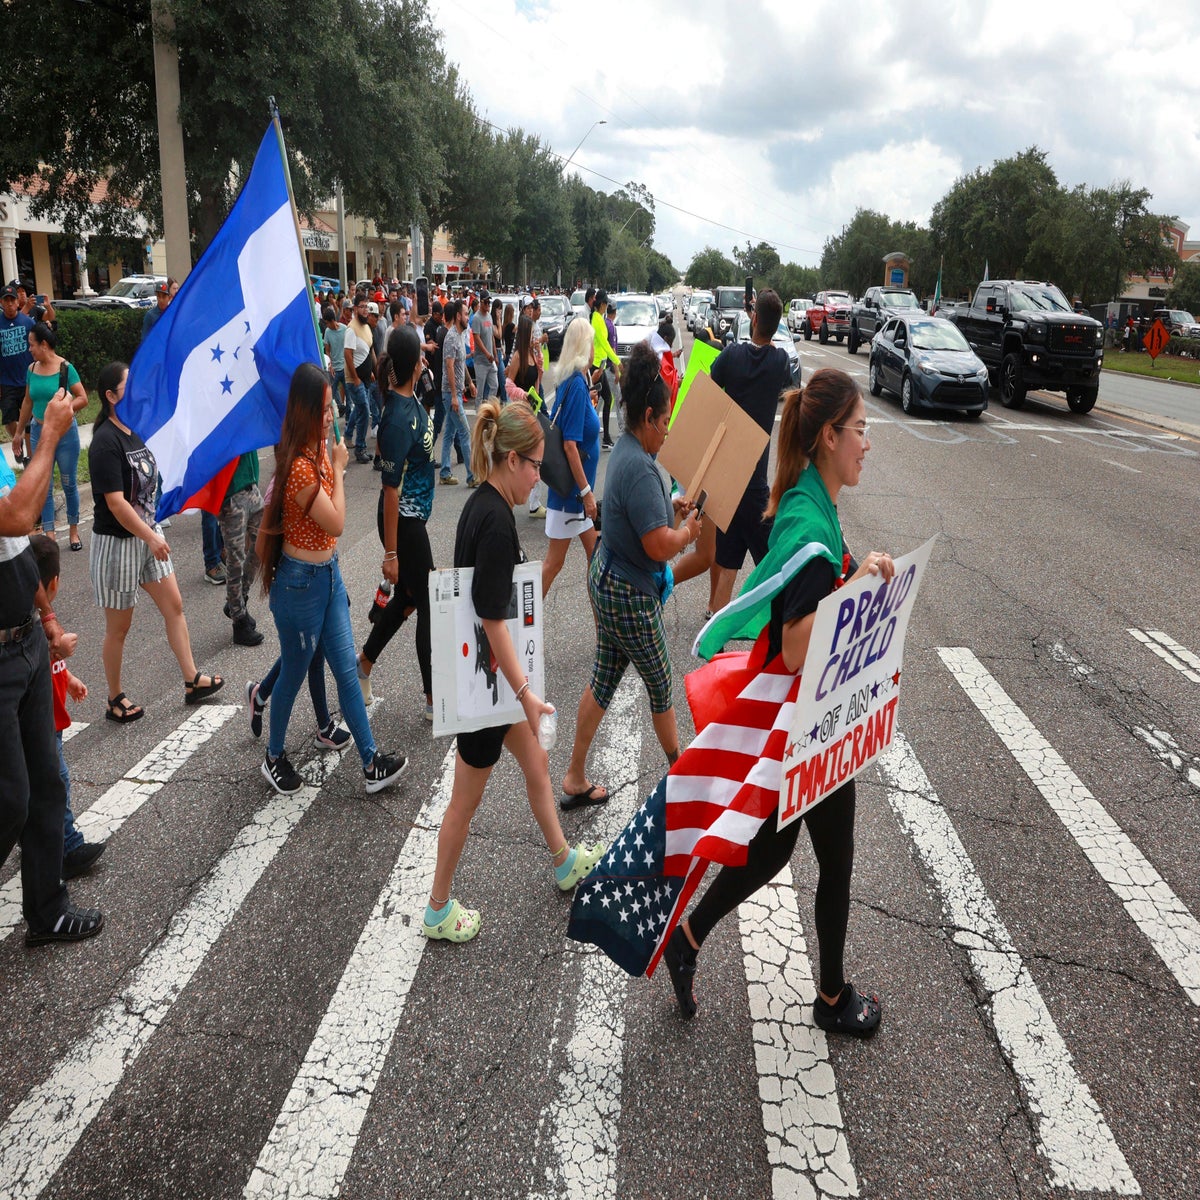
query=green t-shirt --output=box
[226,451,260,498]
[27,362,81,421]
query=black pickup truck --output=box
[848,286,921,354]
[950,280,1104,413]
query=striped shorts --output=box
[89,530,174,609]
[587,553,673,714]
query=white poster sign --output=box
[778,537,936,829]
[429,561,545,737]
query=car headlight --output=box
[913,356,936,375]
[1028,322,1047,340]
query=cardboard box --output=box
[429,561,545,737]
[656,371,770,534]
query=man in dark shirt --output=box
[708,289,791,614]
[1,283,35,461]
[0,388,104,945]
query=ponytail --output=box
[470,398,542,484]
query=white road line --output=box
[1129,629,1200,684]
[0,705,238,941]
[877,736,1139,1195]
[940,646,1200,1005]
[245,744,455,1199]
[62,721,88,742]
[1131,726,1200,791]
[1101,459,1141,473]
[739,866,859,1199]
[529,681,640,1200]
[0,749,342,1200]
[1038,434,1062,443]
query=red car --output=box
[804,290,854,343]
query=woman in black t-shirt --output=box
[422,398,605,944]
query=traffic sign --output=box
[1144,318,1169,359]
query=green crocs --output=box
[422,899,481,943]
[556,841,607,891]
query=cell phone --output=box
[744,277,753,314]
[695,488,708,516]
[36,294,46,304]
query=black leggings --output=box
[598,368,613,441]
[362,513,433,695]
[686,780,856,997]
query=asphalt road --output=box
[1,327,1198,1200]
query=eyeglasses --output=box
[834,422,870,439]
[518,453,542,472]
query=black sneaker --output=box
[372,454,382,471]
[314,719,352,750]
[62,840,107,880]
[355,450,372,464]
[663,926,698,1019]
[233,615,265,647]
[26,904,104,946]
[364,751,408,794]
[224,603,257,630]
[247,680,265,738]
[262,751,303,795]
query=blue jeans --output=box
[439,391,473,480]
[258,647,333,728]
[30,418,80,531]
[367,381,382,429]
[268,554,375,767]
[58,732,83,854]
[201,510,224,570]
[331,369,347,417]
[345,380,369,452]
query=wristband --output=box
[578,483,591,498]
[514,680,530,702]
[40,610,57,625]
[383,551,398,561]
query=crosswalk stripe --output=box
[0,705,238,942]
[1129,628,1200,683]
[878,736,1140,1195]
[940,646,1200,1005]
[0,748,340,1200]
[529,681,641,1200]
[1131,725,1200,790]
[62,721,88,742]
[244,744,456,1200]
[738,865,859,1199]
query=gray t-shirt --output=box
[598,431,673,597]
[470,311,495,361]
[442,325,465,397]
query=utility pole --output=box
[150,0,192,281]
[336,181,347,292]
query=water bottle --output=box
[368,578,392,624]
[538,706,557,752]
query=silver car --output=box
[732,312,802,386]
[611,294,660,363]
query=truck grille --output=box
[1049,323,1095,355]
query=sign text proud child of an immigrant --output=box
[778,537,936,829]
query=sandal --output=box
[812,982,881,1038]
[184,671,225,705]
[560,782,609,811]
[422,899,481,943]
[105,693,144,723]
[69,539,83,552]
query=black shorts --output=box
[1,385,25,425]
[457,723,512,770]
[715,485,772,571]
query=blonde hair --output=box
[470,398,543,483]
[548,314,594,387]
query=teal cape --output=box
[693,462,843,661]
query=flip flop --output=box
[560,783,609,811]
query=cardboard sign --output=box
[778,537,936,829]
[656,371,770,534]
[429,561,545,737]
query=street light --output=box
[558,119,607,287]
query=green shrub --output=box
[53,309,145,390]
[1165,335,1200,359]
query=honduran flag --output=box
[124,122,322,520]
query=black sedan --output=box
[536,295,575,361]
[868,315,988,416]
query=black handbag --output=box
[536,404,575,497]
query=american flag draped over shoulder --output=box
[567,636,801,977]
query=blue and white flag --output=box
[124,123,321,519]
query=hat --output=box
[156,281,171,295]
[373,290,385,303]
[366,301,379,316]
[479,289,491,304]
[1,284,17,300]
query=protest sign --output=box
[668,337,720,429]
[778,536,936,829]
[429,561,545,737]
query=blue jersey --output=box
[377,389,435,521]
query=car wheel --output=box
[901,373,919,415]
[868,358,883,397]
[818,323,828,345]
[1000,352,1027,409]
[1066,386,1098,414]
[965,409,982,419]
[836,333,844,343]
[804,325,812,342]
[847,327,859,355]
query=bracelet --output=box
[383,551,398,560]
[578,483,591,498]
[40,610,57,625]
[514,680,531,701]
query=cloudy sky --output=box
[437,0,1200,273]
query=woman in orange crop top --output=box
[256,363,408,797]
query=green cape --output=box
[693,462,843,661]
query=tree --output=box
[607,182,655,245]
[1167,262,1200,314]
[644,249,677,293]
[685,246,738,289]
[734,241,780,281]
[604,229,648,292]
[766,262,821,300]
[565,178,611,284]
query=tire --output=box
[819,322,828,345]
[900,373,919,415]
[868,358,883,397]
[847,326,859,354]
[965,408,982,419]
[1000,352,1027,409]
[836,334,844,343]
[804,325,812,342]
[1067,386,1098,414]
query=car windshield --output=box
[570,291,585,306]
[910,320,970,351]
[714,288,744,310]
[882,292,920,308]
[539,297,569,318]
[1009,284,1072,313]
[614,299,657,326]
[1169,310,1195,323]
[106,280,148,298]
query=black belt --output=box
[0,615,36,646]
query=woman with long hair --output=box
[559,341,702,810]
[540,315,600,597]
[356,326,436,718]
[664,368,892,1037]
[506,313,546,518]
[257,362,407,795]
[86,361,223,721]
[501,302,516,361]
[15,323,86,548]
[423,398,605,943]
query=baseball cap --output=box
[1,284,18,300]
[366,301,379,315]
[156,281,171,295]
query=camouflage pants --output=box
[217,484,263,621]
